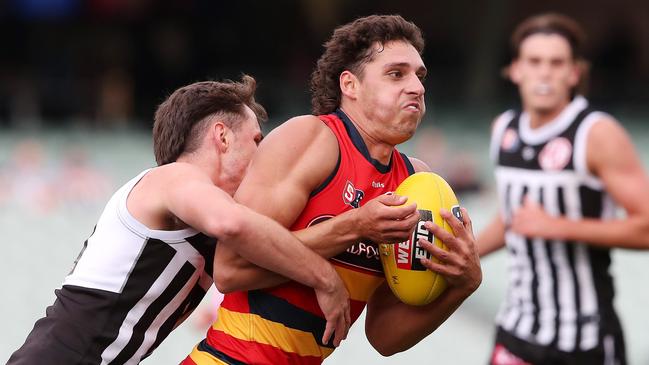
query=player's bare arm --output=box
[476,116,508,257]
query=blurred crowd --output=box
[0,0,647,129]
[0,138,112,213]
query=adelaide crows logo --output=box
[342,180,364,208]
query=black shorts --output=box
[489,327,626,365]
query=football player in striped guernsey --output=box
[478,13,649,365]
[9,75,352,365]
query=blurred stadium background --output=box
[1,1,648,364]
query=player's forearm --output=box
[213,246,286,293]
[365,287,471,356]
[215,262,285,293]
[213,210,362,292]
[222,207,337,292]
[293,209,362,257]
[552,216,649,249]
[367,287,470,356]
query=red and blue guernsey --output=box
[185,109,414,365]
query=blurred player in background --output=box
[8,76,351,365]
[184,14,482,365]
[478,13,649,365]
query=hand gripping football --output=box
[379,172,461,306]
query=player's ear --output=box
[340,70,359,100]
[211,121,229,153]
[567,59,583,89]
[508,60,521,84]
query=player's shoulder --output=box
[406,156,432,173]
[491,109,517,132]
[276,114,329,134]
[262,114,337,150]
[250,114,339,188]
[586,111,619,128]
[585,112,629,146]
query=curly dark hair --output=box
[310,15,425,115]
[153,75,267,166]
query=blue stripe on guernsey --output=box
[248,290,332,348]
[198,339,248,365]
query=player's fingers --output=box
[322,321,334,347]
[334,314,347,347]
[460,207,474,232]
[376,193,408,206]
[419,259,456,276]
[418,239,451,263]
[388,213,419,231]
[423,221,458,249]
[382,202,418,219]
[440,209,466,237]
[345,304,351,335]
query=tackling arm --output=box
[163,161,351,346]
[161,162,341,295]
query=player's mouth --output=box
[403,101,421,112]
[533,83,553,96]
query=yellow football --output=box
[379,172,462,306]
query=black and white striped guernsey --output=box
[490,96,622,353]
[9,169,217,365]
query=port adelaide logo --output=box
[396,209,434,271]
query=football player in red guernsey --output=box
[184,15,482,365]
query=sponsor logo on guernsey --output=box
[396,209,433,271]
[346,241,380,260]
[539,137,572,171]
[371,181,385,188]
[342,180,365,208]
[309,214,382,271]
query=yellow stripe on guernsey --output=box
[188,345,229,365]
[333,265,384,302]
[214,307,334,359]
